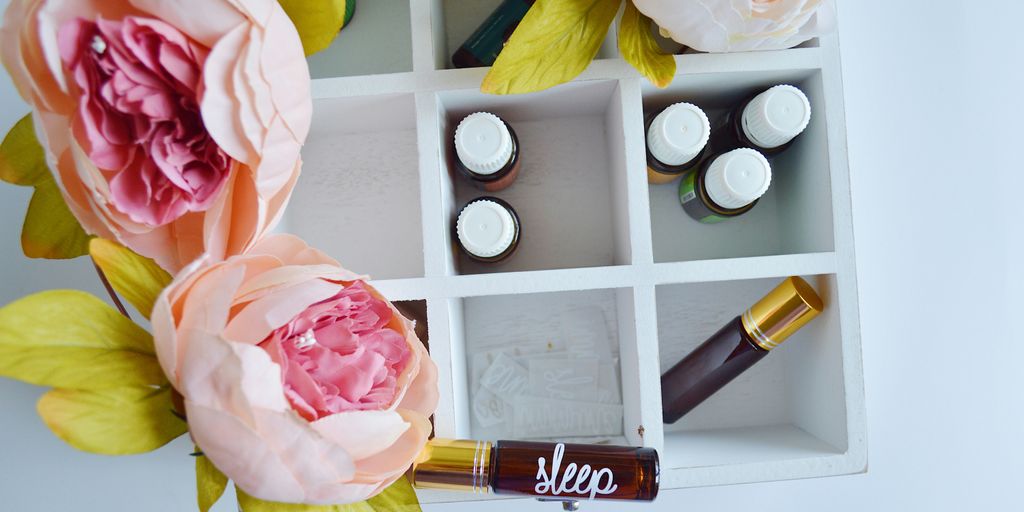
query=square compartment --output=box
[430,0,617,70]
[448,288,641,443]
[283,94,424,279]
[306,0,413,79]
[642,69,835,262]
[655,274,847,469]
[435,80,634,275]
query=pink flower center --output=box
[58,16,233,227]
[258,281,413,421]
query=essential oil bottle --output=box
[709,84,812,156]
[451,0,536,68]
[453,112,521,192]
[661,276,823,424]
[679,148,772,223]
[456,197,521,263]
[412,439,660,502]
[645,102,711,184]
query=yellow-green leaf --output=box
[365,476,420,512]
[237,477,421,512]
[197,453,229,512]
[0,290,164,389]
[0,114,48,186]
[1,114,91,259]
[22,178,91,259]
[619,2,676,88]
[482,0,622,95]
[37,386,187,455]
[279,0,347,56]
[89,238,172,319]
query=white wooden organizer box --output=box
[283,0,866,504]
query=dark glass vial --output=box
[679,148,772,224]
[645,102,711,184]
[455,196,521,263]
[451,0,536,69]
[708,84,812,157]
[661,276,824,424]
[412,439,660,502]
[453,112,522,192]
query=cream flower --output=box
[633,0,836,53]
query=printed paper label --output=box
[513,397,623,438]
[480,353,529,397]
[529,358,600,402]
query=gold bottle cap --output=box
[741,276,824,350]
[411,439,491,493]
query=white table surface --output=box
[1,1,1020,510]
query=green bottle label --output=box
[679,171,729,224]
[461,0,533,66]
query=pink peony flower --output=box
[1,0,311,271]
[152,234,439,505]
[58,16,231,227]
[260,281,415,421]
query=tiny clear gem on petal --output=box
[294,329,317,351]
[90,35,107,54]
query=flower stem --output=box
[91,256,131,319]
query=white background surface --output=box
[1,1,1021,510]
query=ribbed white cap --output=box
[741,85,811,149]
[647,102,710,166]
[456,200,516,258]
[705,148,772,209]
[454,112,514,175]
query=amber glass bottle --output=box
[708,84,812,157]
[661,276,824,423]
[679,148,772,223]
[453,112,522,192]
[645,102,711,184]
[455,197,521,263]
[412,439,659,502]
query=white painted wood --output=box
[297,10,866,501]
[306,0,413,79]
[286,95,424,280]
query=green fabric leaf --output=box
[481,0,623,95]
[278,0,347,56]
[22,178,91,259]
[237,476,422,512]
[0,290,165,390]
[0,114,49,186]
[37,386,187,455]
[619,2,676,88]
[1,114,91,259]
[197,453,229,512]
[89,238,172,319]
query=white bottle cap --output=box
[705,148,772,209]
[647,102,710,166]
[454,112,514,175]
[741,85,811,149]
[457,200,517,258]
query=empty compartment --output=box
[306,0,413,79]
[642,69,835,262]
[284,94,424,279]
[430,0,617,70]
[448,288,640,444]
[436,80,634,275]
[655,274,847,469]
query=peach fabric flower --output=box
[1,0,311,271]
[152,234,439,504]
[634,0,836,53]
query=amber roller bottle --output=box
[661,276,824,424]
[412,439,659,502]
